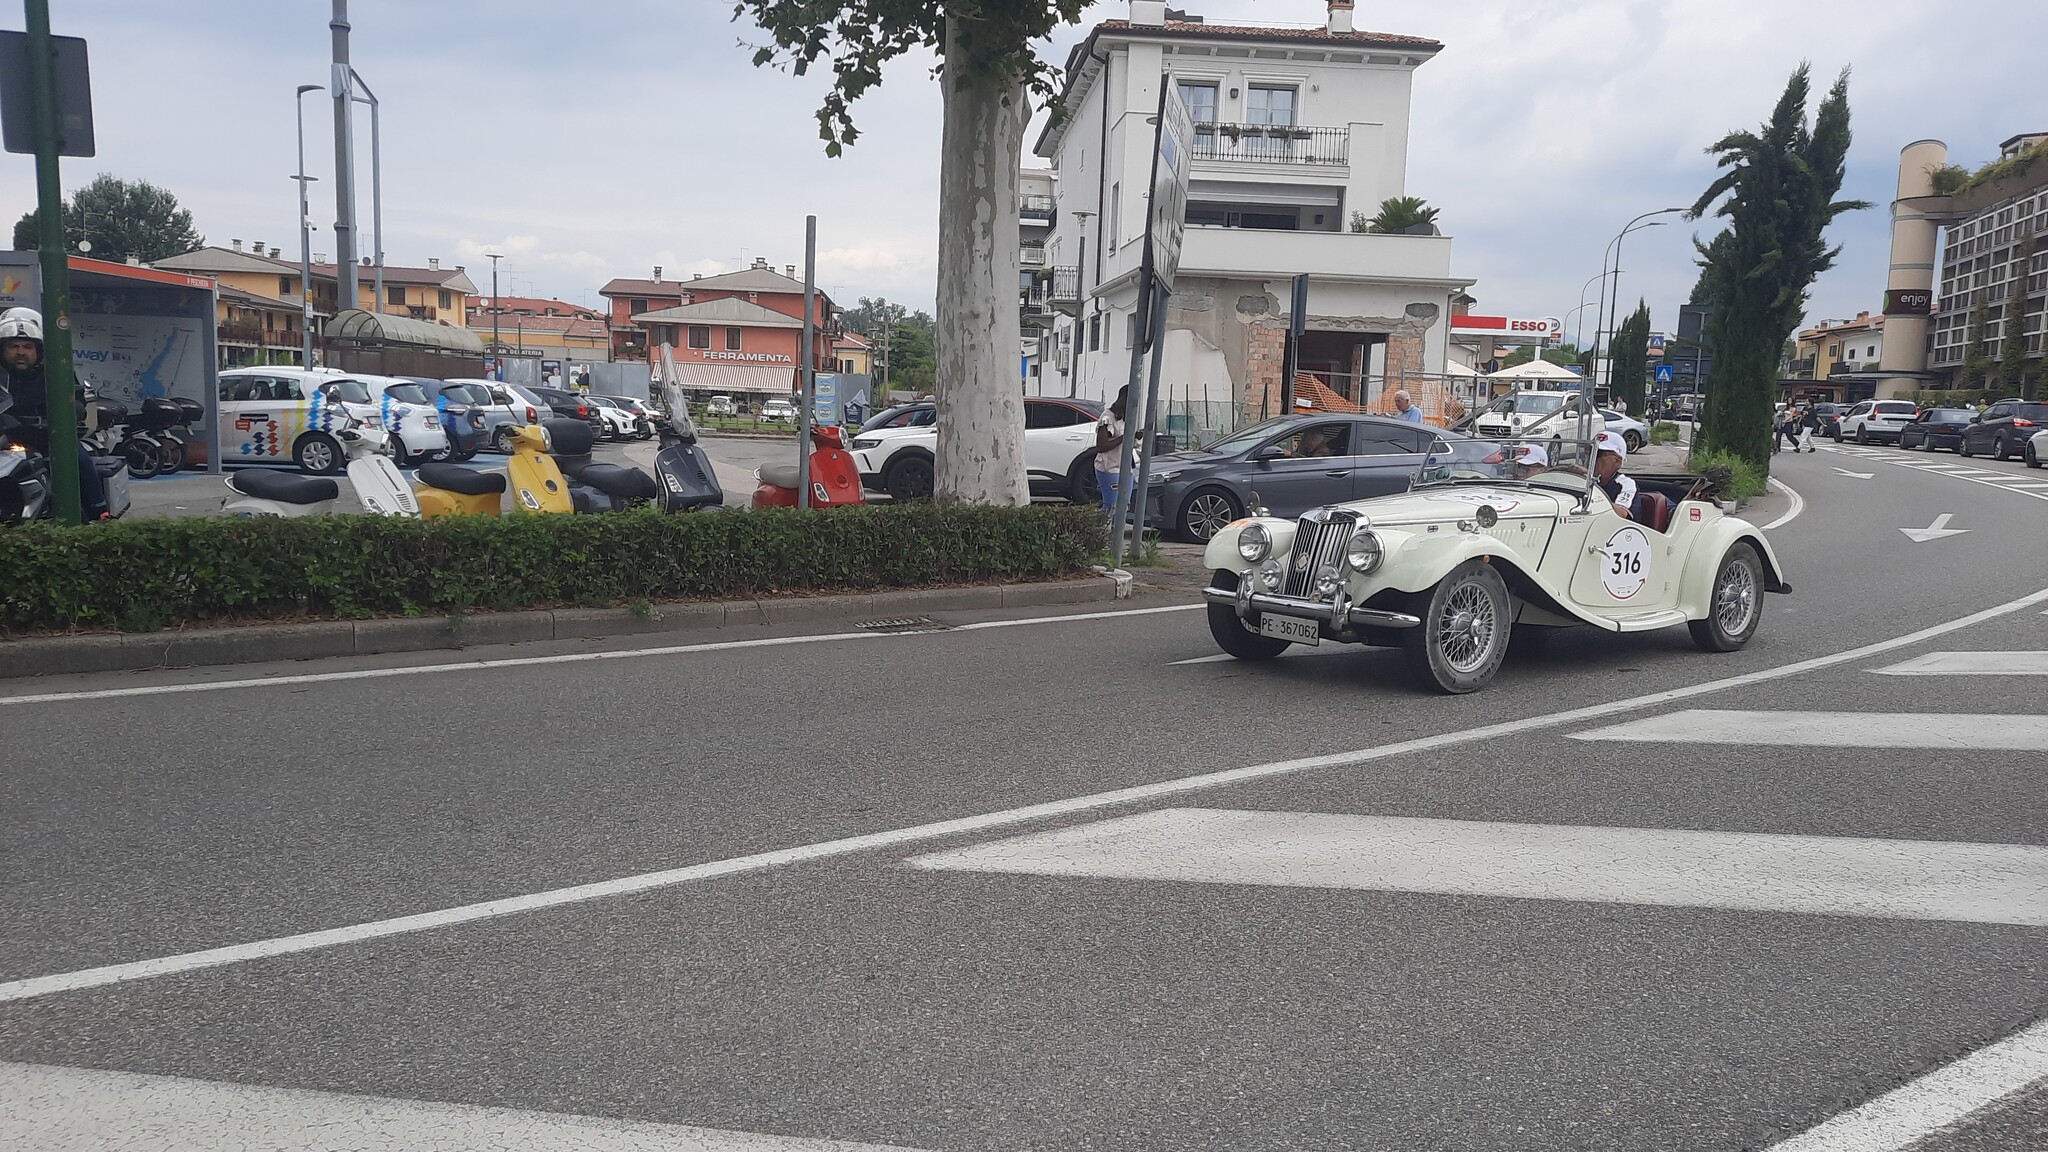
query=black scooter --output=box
[649,397,723,512]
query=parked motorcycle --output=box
[132,396,205,474]
[649,398,723,512]
[1,392,132,522]
[502,423,576,514]
[223,423,416,517]
[752,423,863,509]
[543,417,659,513]
[413,461,508,518]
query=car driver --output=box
[1594,430,1635,518]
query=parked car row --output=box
[1832,396,2047,463]
[216,367,665,473]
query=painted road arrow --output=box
[1899,513,1969,542]
[1833,467,1875,479]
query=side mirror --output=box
[1252,444,1287,461]
[1970,415,1982,424]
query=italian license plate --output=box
[1258,614,1320,645]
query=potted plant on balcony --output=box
[1220,123,1243,144]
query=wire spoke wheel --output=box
[1436,582,1498,673]
[1714,552,1758,636]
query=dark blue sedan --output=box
[1898,407,1976,453]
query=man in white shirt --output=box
[1594,430,1635,518]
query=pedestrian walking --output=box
[1095,386,1128,512]
[1798,403,1821,452]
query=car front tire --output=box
[1067,454,1100,505]
[1689,542,1763,653]
[1207,599,1291,661]
[1177,488,1242,543]
[2026,441,2042,468]
[294,432,344,474]
[1993,434,2011,461]
[1624,430,1644,452]
[882,455,934,502]
[1401,560,1511,694]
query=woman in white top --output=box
[1094,386,1128,510]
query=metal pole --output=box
[350,71,382,316]
[295,84,320,369]
[485,252,502,376]
[24,0,79,523]
[1601,209,1683,389]
[798,215,817,509]
[1111,277,1150,567]
[1123,278,1172,563]
[329,0,358,314]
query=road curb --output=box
[0,574,1125,680]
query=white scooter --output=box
[224,424,419,517]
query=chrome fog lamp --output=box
[1259,559,1284,591]
[1238,523,1271,562]
[1346,529,1384,573]
[1314,566,1343,598]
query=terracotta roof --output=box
[470,313,608,339]
[603,266,814,298]
[599,278,690,298]
[470,295,600,320]
[216,283,302,312]
[309,263,477,292]
[155,247,475,292]
[631,297,805,329]
[1093,18,1441,51]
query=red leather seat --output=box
[1633,491,1673,533]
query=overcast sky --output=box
[4,0,2037,337]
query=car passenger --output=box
[1293,427,1336,457]
[1594,430,1635,518]
[1512,442,1549,479]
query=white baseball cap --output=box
[1596,430,1628,459]
[1513,442,1548,467]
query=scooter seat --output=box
[231,469,338,504]
[576,463,657,500]
[92,456,127,479]
[541,417,596,456]
[416,462,506,496]
[758,462,802,490]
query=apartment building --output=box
[1030,0,1470,422]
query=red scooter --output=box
[752,423,865,508]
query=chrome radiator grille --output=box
[1283,509,1358,597]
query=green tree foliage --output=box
[1501,343,1586,370]
[841,296,936,392]
[1609,300,1653,415]
[13,174,202,263]
[1351,196,1440,234]
[1689,64,1867,471]
[1958,296,1990,389]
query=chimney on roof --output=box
[786,264,796,278]
[692,272,702,280]
[269,247,281,258]
[429,257,440,270]
[1130,0,1166,27]
[315,252,327,264]
[651,265,664,282]
[753,257,769,269]
[1327,0,1354,34]
[252,240,263,255]
[1855,310,1868,319]
[231,239,243,252]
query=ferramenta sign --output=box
[702,351,794,364]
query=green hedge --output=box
[1687,448,1768,503]
[0,504,1106,634]
[1649,421,1682,445]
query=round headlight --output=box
[1314,567,1343,598]
[1259,559,1284,591]
[1346,529,1383,573]
[1238,523,1271,563]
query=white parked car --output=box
[1600,409,1650,453]
[705,395,738,417]
[440,378,543,450]
[586,395,643,440]
[1473,389,1606,445]
[216,367,446,473]
[1201,428,1790,693]
[2025,428,2046,469]
[850,396,1104,502]
[1836,398,1918,444]
[759,396,800,423]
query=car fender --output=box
[1364,529,1622,630]
[1203,516,1298,573]
[1678,519,1791,619]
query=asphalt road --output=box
[2,447,2045,1151]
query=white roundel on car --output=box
[1600,525,1653,600]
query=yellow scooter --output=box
[412,425,573,517]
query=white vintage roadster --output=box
[1200,433,1791,693]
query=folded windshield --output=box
[1414,433,1597,494]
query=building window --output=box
[1247,85,1297,128]
[726,326,743,351]
[1178,81,1219,152]
[688,325,711,349]
[630,298,648,315]
[1108,182,1121,252]
[841,358,855,373]
[279,276,294,297]
[1088,313,1101,352]
[440,289,453,310]
[1828,343,1839,357]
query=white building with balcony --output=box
[1033,0,1471,426]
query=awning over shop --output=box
[324,308,485,352]
[670,361,797,394]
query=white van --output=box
[217,367,446,473]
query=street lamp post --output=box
[1569,270,1605,352]
[293,84,322,368]
[485,252,504,378]
[1068,208,1094,398]
[347,70,384,316]
[1599,207,1686,391]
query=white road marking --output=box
[906,808,2048,926]
[1571,709,2048,750]
[1831,468,1875,479]
[3,585,2043,1006]
[1873,651,2048,676]
[1765,1021,2048,1151]
[1814,444,2048,501]
[0,1061,925,1152]
[1899,513,1969,542]
[0,603,1205,707]
[1763,477,1805,530]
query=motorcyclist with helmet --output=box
[0,306,109,519]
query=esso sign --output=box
[1507,318,1555,336]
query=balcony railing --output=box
[1189,123,1348,166]
[219,324,303,348]
[1020,244,1047,268]
[1021,267,1081,317]
[1021,194,1055,222]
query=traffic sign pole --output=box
[24,0,82,523]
